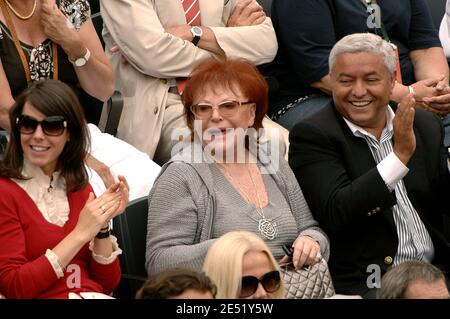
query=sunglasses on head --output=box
[239,270,281,298]
[16,115,67,136]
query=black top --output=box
[0,0,103,124]
[263,0,442,117]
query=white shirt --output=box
[343,106,434,265]
[86,124,161,200]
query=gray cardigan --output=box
[145,155,330,275]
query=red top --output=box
[0,178,121,298]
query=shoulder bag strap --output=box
[0,0,58,86]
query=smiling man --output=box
[288,33,450,298]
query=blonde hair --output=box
[203,231,284,299]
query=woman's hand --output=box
[40,0,85,61]
[280,235,321,269]
[72,185,121,242]
[114,175,130,216]
[72,176,129,241]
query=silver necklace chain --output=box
[217,163,278,240]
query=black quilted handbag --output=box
[280,258,335,299]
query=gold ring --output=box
[101,205,107,214]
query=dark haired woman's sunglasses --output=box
[16,115,67,136]
[239,270,281,298]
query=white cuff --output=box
[376,152,409,191]
[89,235,122,265]
[45,249,65,279]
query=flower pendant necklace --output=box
[218,163,278,240]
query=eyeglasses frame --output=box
[190,100,254,119]
[15,114,68,136]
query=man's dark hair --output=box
[136,268,217,299]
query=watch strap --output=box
[192,35,200,46]
[69,47,90,66]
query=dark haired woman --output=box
[0,80,129,298]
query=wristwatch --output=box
[190,26,203,46]
[69,48,91,67]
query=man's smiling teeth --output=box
[31,146,49,152]
[350,101,371,107]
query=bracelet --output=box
[407,85,414,95]
[96,230,111,239]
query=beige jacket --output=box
[100,0,278,158]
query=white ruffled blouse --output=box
[12,160,121,279]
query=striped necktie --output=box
[181,0,201,26]
[176,0,201,94]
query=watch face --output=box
[192,26,202,37]
[75,58,86,67]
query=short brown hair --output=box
[136,268,217,299]
[0,80,90,192]
[377,261,448,299]
[182,58,268,136]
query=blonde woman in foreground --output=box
[203,231,284,299]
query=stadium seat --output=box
[112,197,149,299]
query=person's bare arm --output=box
[41,2,114,102]
[311,75,333,95]
[0,61,15,130]
[410,47,449,83]
[85,153,115,188]
[408,47,450,116]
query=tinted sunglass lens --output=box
[261,271,281,293]
[42,117,66,136]
[18,116,38,134]
[240,276,259,298]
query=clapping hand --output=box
[73,176,130,242]
[393,93,416,165]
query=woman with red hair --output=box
[145,58,330,279]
